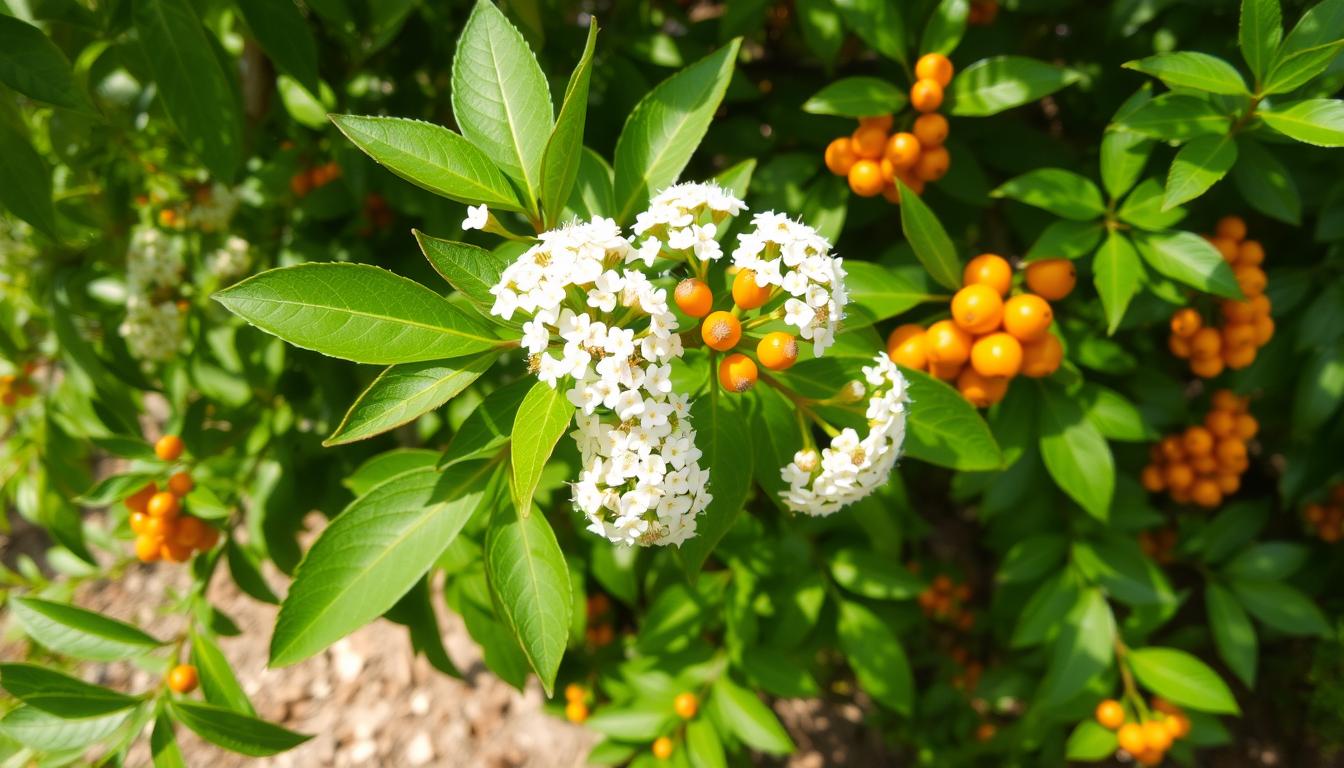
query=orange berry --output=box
[1216,472,1240,494]
[701,311,742,351]
[1191,454,1219,474]
[1140,465,1165,492]
[951,284,1005,334]
[167,471,194,497]
[290,173,312,197]
[565,701,589,723]
[1191,478,1222,508]
[1168,334,1192,359]
[674,278,714,318]
[125,482,158,513]
[172,516,205,548]
[1164,713,1191,739]
[197,526,220,551]
[1183,426,1214,455]
[1024,259,1076,300]
[1221,299,1255,324]
[1223,345,1256,370]
[881,182,904,204]
[756,332,799,371]
[160,541,193,563]
[1223,322,1256,350]
[884,132,922,170]
[1164,463,1194,491]
[129,511,150,535]
[1252,316,1274,346]
[1215,215,1246,241]
[915,53,955,87]
[167,664,198,694]
[848,159,886,197]
[142,515,171,539]
[1235,265,1267,297]
[896,171,926,196]
[859,114,894,132]
[928,359,964,381]
[1143,721,1173,752]
[914,146,950,182]
[851,124,887,159]
[887,324,929,369]
[674,692,699,719]
[1190,355,1225,379]
[824,137,857,176]
[1234,413,1258,440]
[963,254,1012,296]
[1013,333,1062,377]
[957,368,1008,408]
[732,269,773,310]
[913,113,949,147]
[718,353,758,393]
[154,435,184,462]
[970,332,1023,378]
[1001,294,1053,342]
[1211,236,1240,263]
[1238,240,1264,266]
[1248,294,1272,318]
[1190,327,1222,358]
[135,534,162,562]
[910,79,944,112]
[652,736,673,760]
[564,683,585,703]
[1170,308,1202,338]
[1160,435,1185,462]
[1212,390,1246,413]
[1215,438,1247,468]
[147,492,180,519]
[925,320,973,366]
[1095,699,1126,730]
[1117,723,1147,755]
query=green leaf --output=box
[833,0,907,64]
[1128,647,1240,714]
[1294,345,1344,432]
[75,470,160,506]
[214,263,500,365]
[830,548,923,599]
[1117,178,1187,231]
[168,700,310,757]
[1101,86,1155,199]
[451,0,553,204]
[0,706,131,752]
[191,630,255,715]
[843,262,941,327]
[331,115,525,210]
[1093,231,1141,335]
[1163,133,1238,210]
[270,463,495,666]
[0,121,58,238]
[414,231,511,309]
[484,500,572,696]
[1263,0,1344,93]
[509,381,574,513]
[11,597,162,661]
[947,55,1081,117]
[0,664,139,717]
[1240,0,1283,82]
[1040,589,1115,706]
[225,539,281,605]
[1260,99,1344,147]
[1025,219,1104,261]
[1133,230,1241,298]
[0,15,95,113]
[541,23,597,227]
[711,677,794,754]
[1124,52,1249,95]
[1013,573,1082,647]
[896,180,962,290]
[1073,538,1172,606]
[1229,579,1330,636]
[921,0,969,56]
[900,366,1002,471]
[1065,720,1118,761]
[1113,94,1230,141]
[680,399,752,574]
[585,704,675,741]
[686,718,728,768]
[802,76,908,117]
[1081,383,1153,441]
[151,713,187,768]
[992,168,1105,221]
[134,0,242,179]
[837,600,913,714]
[1232,138,1301,225]
[439,376,533,467]
[234,0,321,94]
[1206,581,1258,687]
[998,534,1068,584]
[1038,382,1114,520]
[612,39,741,224]
[569,147,615,219]
[1223,542,1308,581]
[326,352,498,445]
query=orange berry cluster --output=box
[823,54,955,204]
[1138,527,1178,564]
[290,161,342,198]
[167,663,198,694]
[946,645,984,692]
[1168,216,1273,378]
[677,271,800,394]
[1096,697,1191,766]
[563,683,590,723]
[968,0,999,24]
[0,362,38,407]
[918,574,976,632]
[1140,390,1256,509]
[585,593,616,647]
[886,255,1070,408]
[1302,485,1344,543]
[128,435,219,563]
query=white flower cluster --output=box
[630,182,747,266]
[120,297,183,362]
[780,354,909,517]
[187,183,239,232]
[731,213,849,356]
[126,226,184,292]
[208,236,251,281]
[123,226,185,362]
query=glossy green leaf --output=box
[1113,94,1230,141]
[1230,578,1330,636]
[679,396,752,573]
[802,76,908,117]
[1124,52,1249,95]
[833,0,907,64]
[585,704,675,741]
[1118,178,1187,231]
[0,706,131,752]
[0,664,139,717]
[896,180,962,290]
[992,168,1105,221]
[1293,344,1344,432]
[830,548,923,599]
[900,366,1002,470]
[843,262,941,326]
[0,121,58,238]
[270,463,495,666]
[1013,573,1082,647]
[134,0,242,179]
[331,115,525,210]
[1065,719,1118,761]
[169,699,311,756]
[1040,589,1115,706]
[191,630,255,715]
[1260,99,1344,147]
[998,535,1068,584]
[75,470,160,506]
[0,15,95,113]
[11,597,162,661]
[215,263,500,365]
[1232,138,1300,224]
[613,39,741,223]
[1263,0,1344,93]
[326,352,498,445]
[1093,231,1141,335]
[414,231,511,309]
[1081,383,1153,440]
[485,500,571,696]
[440,376,534,467]
[235,0,320,93]
[510,381,574,513]
[1038,382,1114,520]
[225,539,281,605]
[1128,647,1240,714]
[711,676,794,754]
[948,56,1081,117]
[1206,580,1258,687]
[686,718,727,768]
[451,0,553,203]
[1073,537,1172,606]
[1100,86,1155,199]
[569,147,615,219]
[838,600,913,714]
[1164,133,1237,210]
[1240,0,1283,82]
[151,713,186,768]
[1224,542,1308,581]
[541,23,597,226]
[921,0,970,56]
[1025,219,1104,261]
[1133,230,1242,299]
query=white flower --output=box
[630,182,746,264]
[120,297,184,362]
[186,183,240,232]
[778,354,910,517]
[208,236,250,281]
[126,226,185,293]
[462,204,489,231]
